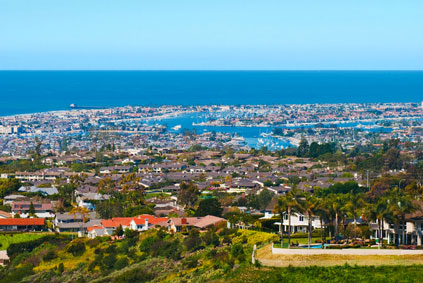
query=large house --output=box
[0,218,45,232]
[54,212,101,233]
[369,202,423,245]
[11,201,54,218]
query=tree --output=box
[345,192,365,240]
[296,137,309,157]
[314,198,331,248]
[114,225,124,237]
[195,198,223,217]
[274,195,288,247]
[366,198,391,248]
[298,193,318,249]
[327,194,346,239]
[386,188,415,246]
[69,206,90,235]
[178,181,200,209]
[184,229,202,251]
[0,178,21,198]
[28,202,36,217]
[286,188,302,248]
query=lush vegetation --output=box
[227,264,423,283]
[0,228,277,283]
[0,233,46,250]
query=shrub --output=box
[66,240,86,256]
[139,236,158,253]
[184,229,203,251]
[114,267,154,283]
[87,238,100,248]
[231,243,245,262]
[43,250,57,262]
[105,244,117,255]
[183,256,199,269]
[0,263,34,283]
[7,235,68,259]
[202,230,220,247]
[102,253,117,270]
[152,238,182,260]
[115,257,129,270]
[58,263,64,274]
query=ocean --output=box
[0,71,423,117]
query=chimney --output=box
[181,218,187,225]
[145,218,149,230]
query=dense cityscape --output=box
[1,102,423,281]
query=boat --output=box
[172,125,182,131]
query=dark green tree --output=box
[195,198,223,217]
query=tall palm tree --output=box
[327,194,346,240]
[345,192,365,240]
[298,193,318,249]
[274,195,289,247]
[314,198,331,248]
[286,188,302,248]
[366,198,391,248]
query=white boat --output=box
[171,125,182,131]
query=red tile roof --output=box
[135,214,168,225]
[87,225,104,232]
[0,218,45,226]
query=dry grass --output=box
[256,244,423,267]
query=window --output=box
[284,214,288,220]
[299,216,304,222]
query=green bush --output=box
[7,235,68,259]
[114,267,154,283]
[231,243,245,262]
[0,263,34,283]
[115,257,129,270]
[183,256,199,269]
[66,240,86,256]
[139,236,158,253]
[43,250,57,262]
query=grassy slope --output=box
[226,265,423,283]
[7,230,423,283]
[0,233,46,250]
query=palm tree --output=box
[286,188,302,248]
[386,188,415,246]
[366,199,391,248]
[345,192,365,240]
[314,198,331,248]
[298,193,318,249]
[274,195,289,247]
[327,194,346,241]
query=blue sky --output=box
[0,0,422,70]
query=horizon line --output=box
[1,69,423,72]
